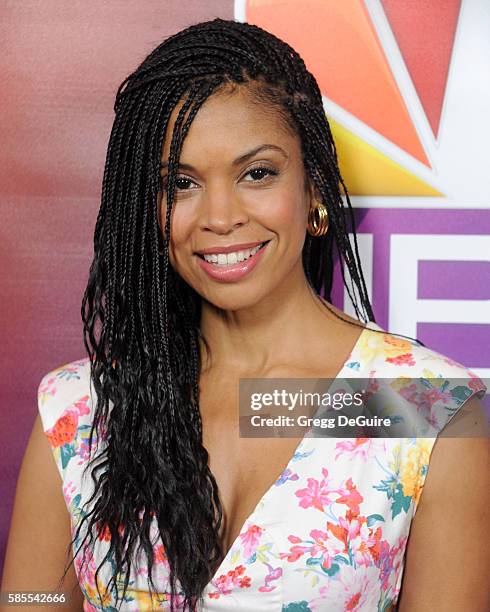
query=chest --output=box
[197,356,354,563]
[199,374,304,559]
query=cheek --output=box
[170,203,196,240]
[162,204,196,270]
[264,189,308,234]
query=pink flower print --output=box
[469,376,485,392]
[38,376,58,404]
[359,374,382,405]
[426,411,440,430]
[63,481,77,506]
[310,565,381,611]
[208,565,252,599]
[258,563,282,592]
[77,435,95,464]
[279,535,311,562]
[73,395,91,416]
[295,468,337,511]
[309,528,332,569]
[310,528,345,570]
[280,529,345,570]
[338,516,379,568]
[335,438,368,459]
[75,543,98,588]
[336,478,363,516]
[239,523,264,559]
[386,353,416,366]
[275,468,299,486]
[376,536,407,591]
[423,386,452,408]
[327,515,382,568]
[334,438,385,461]
[399,382,422,405]
[398,383,432,423]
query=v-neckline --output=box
[205,320,379,587]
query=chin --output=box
[200,285,269,312]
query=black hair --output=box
[56,16,421,611]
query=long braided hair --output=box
[62,16,399,611]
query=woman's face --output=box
[158,85,317,311]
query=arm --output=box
[1,414,84,611]
[397,396,490,611]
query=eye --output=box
[243,165,279,183]
[161,175,198,192]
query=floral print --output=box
[37,321,487,610]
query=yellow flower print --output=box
[387,442,402,474]
[84,584,113,608]
[357,330,413,366]
[382,334,413,359]
[389,377,412,392]
[400,440,432,505]
[356,330,387,364]
[125,588,170,610]
[421,368,448,390]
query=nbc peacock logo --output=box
[236,0,465,202]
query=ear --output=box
[305,176,321,210]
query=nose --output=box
[198,180,248,234]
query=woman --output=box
[2,17,488,612]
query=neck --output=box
[198,263,341,376]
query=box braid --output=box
[61,16,419,612]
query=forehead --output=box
[160,85,299,164]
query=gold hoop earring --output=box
[307,203,329,237]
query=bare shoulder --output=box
[398,396,490,611]
[1,414,84,610]
[318,297,366,327]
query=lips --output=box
[195,239,271,283]
[195,240,270,260]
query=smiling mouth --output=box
[195,240,270,265]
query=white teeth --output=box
[203,243,264,265]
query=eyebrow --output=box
[160,144,288,171]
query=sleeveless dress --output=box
[37,321,487,611]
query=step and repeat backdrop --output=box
[1,0,488,573]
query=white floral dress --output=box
[37,321,487,611]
